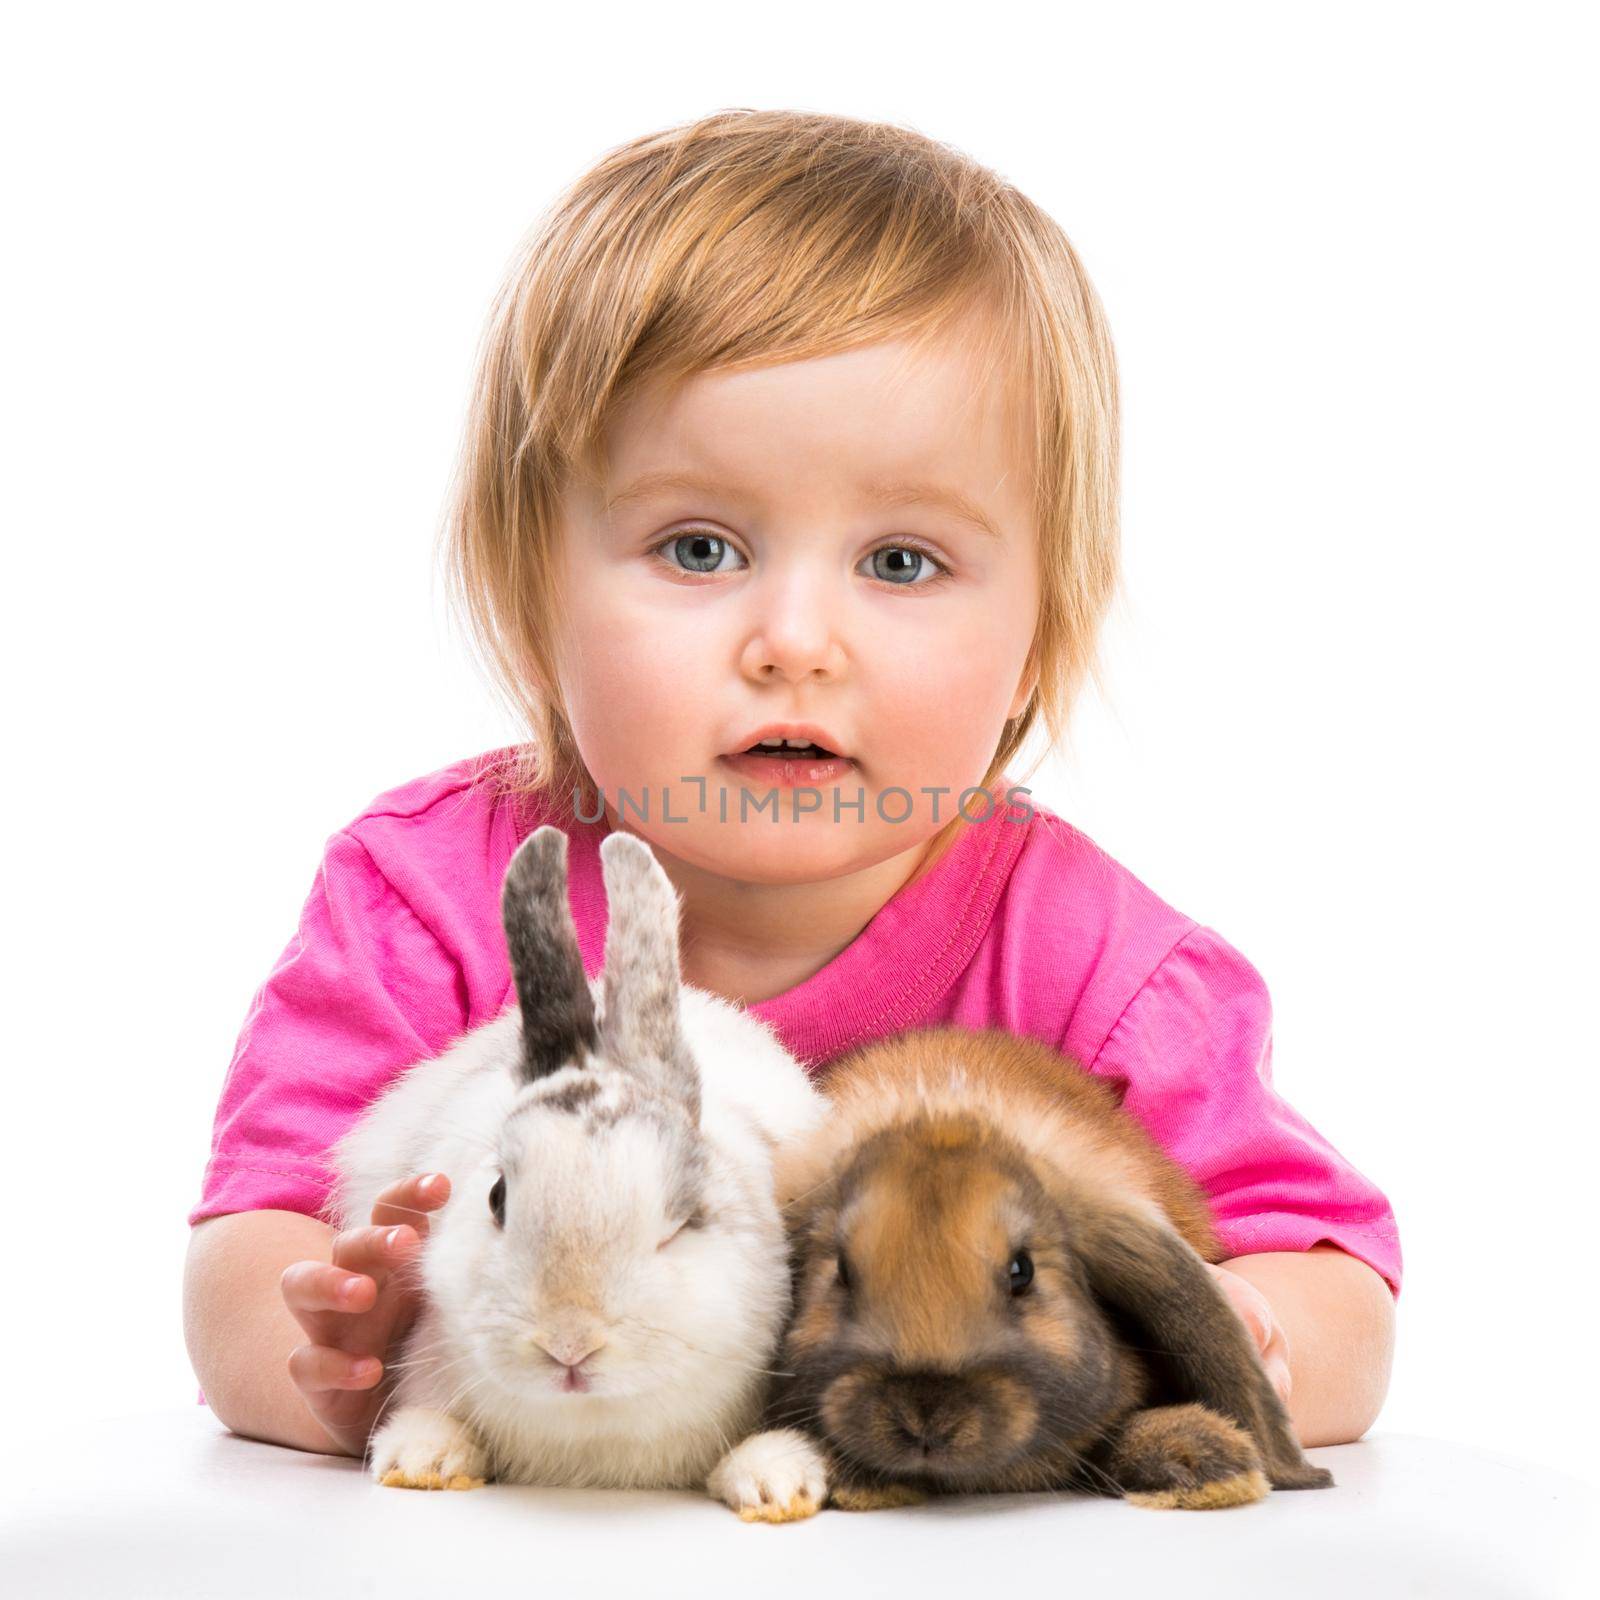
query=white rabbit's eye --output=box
[489,1174,506,1229]
[657,1210,704,1250]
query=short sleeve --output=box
[1089,925,1403,1301]
[188,829,469,1227]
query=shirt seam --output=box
[1224,1216,1400,1239]
[342,745,518,828]
[336,828,455,963]
[202,1156,333,1184]
[1083,920,1206,1074]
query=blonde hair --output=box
[442,108,1119,861]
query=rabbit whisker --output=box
[626,1319,795,1380]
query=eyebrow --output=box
[600,470,1005,541]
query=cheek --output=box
[556,569,719,785]
[870,629,1024,774]
[789,1269,845,1353]
[818,1368,876,1443]
[865,568,1038,756]
[422,1218,486,1332]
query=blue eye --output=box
[654,530,950,586]
[869,546,943,585]
[662,531,741,574]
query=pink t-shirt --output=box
[190,745,1403,1306]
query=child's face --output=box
[553,321,1039,883]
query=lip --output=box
[719,749,857,789]
[725,720,851,759]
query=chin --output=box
[654,827,849,881]
[837,1431,1020,1489]
[514,1373,604,1410]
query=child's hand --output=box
[281,1173,451,1458]
[1204,1261,1293,1407]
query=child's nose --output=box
[739,578,850,684]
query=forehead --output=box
[842,1125,1035,1258]
[501,1069,691,1175]
[588,319,1034,539]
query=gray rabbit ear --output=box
[597,832,700,1123]
[1066,1192,1333,1491]
[502,825,599,1085]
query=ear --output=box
[597,831,700,1122]
[1064,1189,1332,1490]
[501,825,599,1085]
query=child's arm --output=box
[185,806,480,1450]
[1077,921,1402,1448]
[186,1209,351,1454]
[183,1174,449,1457]
[1214,1243,1397,1448]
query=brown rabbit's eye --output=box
[489,1174,506,1229]
[1009,1250,1034,1296]
[836,1252,852,1291]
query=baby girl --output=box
[183,108,1400,1464]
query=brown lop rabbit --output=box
[707,1024,1334,1521]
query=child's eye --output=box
[657,530,744,575]
[865,545,948,586]
[653,528,951,586]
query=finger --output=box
[1248,1306,1275,1351]
[329,1222,422,1279]
[370,1173,451,1233]
[289,1342,384,1395]
[1210,1268,1274,1352]
[1265,1354,1293,1404]
[1262,1315,1290,1361]
[1261,1322,1292,1398]
[1230,1284,1273,1348]
[281,1260,378,1316]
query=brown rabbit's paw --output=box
[1108,1403,1270,1510]
[369,1406,490,1491]
[707,1429,828,1523]
[829,1481,930,1512]
[1123,1468,1269,1511]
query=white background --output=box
[4,1,1594,1490]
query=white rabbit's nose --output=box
[533,1332,607,1370]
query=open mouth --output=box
[740,741,840,760]
[720,731,857,781]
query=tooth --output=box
[750,736,836,752]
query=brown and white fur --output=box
[708,1025,1333,1519]
[328,824,825,1492]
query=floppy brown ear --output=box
[1066,1191,1333,1490]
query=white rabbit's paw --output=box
[370,1406,489,1490]
[708,1429,829,1523]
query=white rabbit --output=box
[327,823,826,1492]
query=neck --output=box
[608,814,956,1007]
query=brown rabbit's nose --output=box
[886,1374,958,1452]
